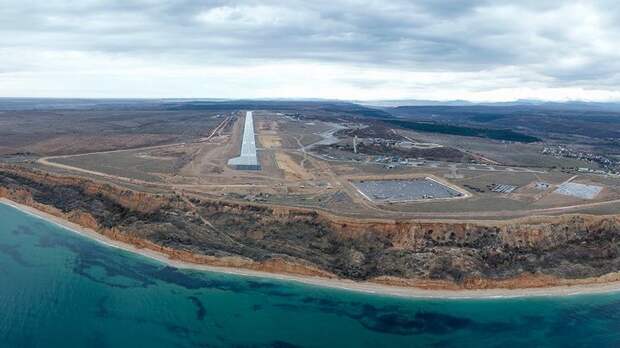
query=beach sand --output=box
[3,197,620,300]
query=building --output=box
[228,111,261,170]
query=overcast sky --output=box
[1,0,619,101]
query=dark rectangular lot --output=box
[352,178,462,202]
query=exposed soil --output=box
[2,165,620,290]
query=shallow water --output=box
[1,202,620,347]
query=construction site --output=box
[18,108,619,221]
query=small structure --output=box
[228,111,261,170]
[491,184,517,193]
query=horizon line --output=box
[1,96,620,104]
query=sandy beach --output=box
[3,197,620,300]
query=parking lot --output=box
[352,178,463,202]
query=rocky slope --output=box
[2,165,620,290]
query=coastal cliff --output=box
[2,165,620,290]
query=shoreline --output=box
[3,197,620,300]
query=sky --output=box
[1,0,620,102]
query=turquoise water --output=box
[2,203,620,347]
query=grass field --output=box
[50,150,180,182]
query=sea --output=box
[1,202,620,347]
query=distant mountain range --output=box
[356,99,620,111]
[3,97,620,112]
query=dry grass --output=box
[26,134,179,156]
[275,152,314,181]
[259,135,282,149]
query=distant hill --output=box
[379,104,620,140]
[357,99,620,111]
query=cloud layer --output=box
[1,0,619,101]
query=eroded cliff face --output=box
[2,165,620,289]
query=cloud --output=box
[0,0,619,101]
